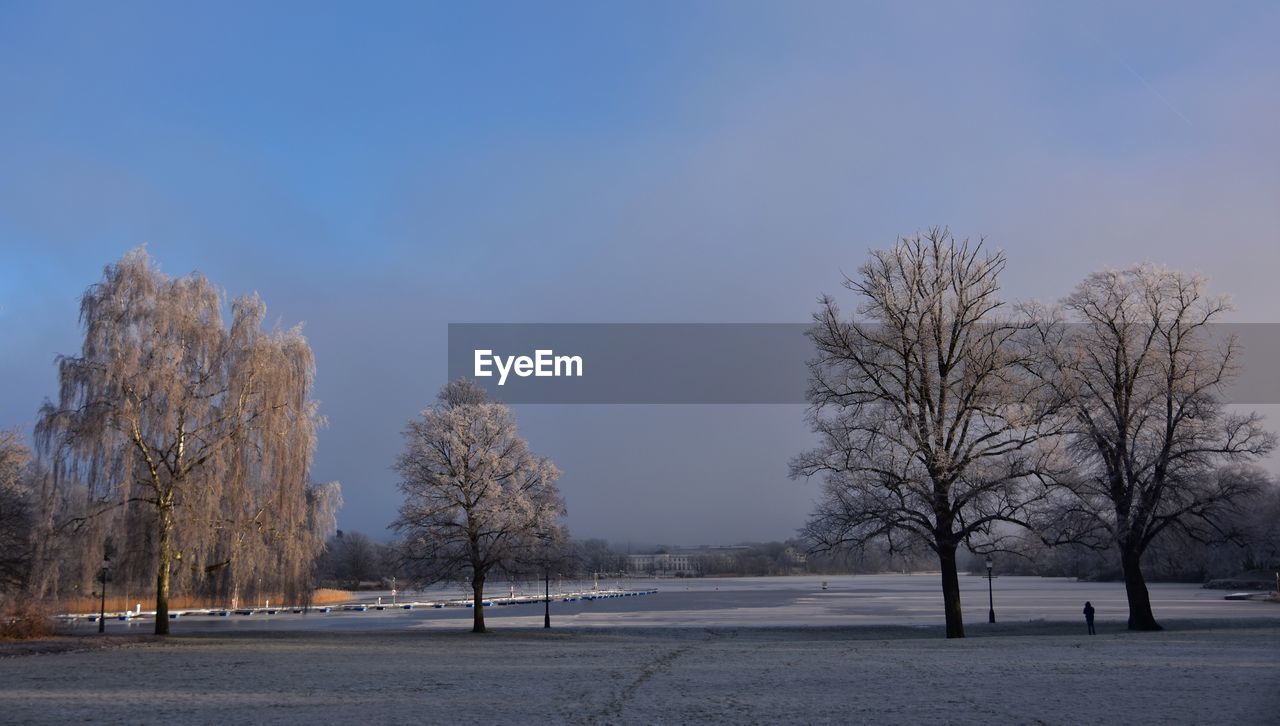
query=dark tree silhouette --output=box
[1028,264,1275,630]
[792,229,1061,638]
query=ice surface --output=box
[64,574,1280,633]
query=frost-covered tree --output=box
[792,229,1060,638]
[1028,265,1275,630]
[35,249,339,634]
[394,379,564,633]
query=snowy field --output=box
[4,575,1277,724]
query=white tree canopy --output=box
[394,378,564,633]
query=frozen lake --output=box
[72,574,1279,634]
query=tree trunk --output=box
[938,544,965,639]
[154,502,173,635]
[471,576,486,633]
[1121,546,1161,631]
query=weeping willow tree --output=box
[35,249,340,634]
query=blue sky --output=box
[3,1,1278,544]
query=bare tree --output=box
[791,229,1060,638]
[0,429,35,592]
[35,249,338,633]
[322,530,383,588]
[1228,471,1280,572]
[1028,265,1275,630]
[576,538,623,576]
[394,378,564,633]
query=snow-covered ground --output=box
[2,622,1278,723]
[9,576,1277,723]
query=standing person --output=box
[1083,601,1096,635]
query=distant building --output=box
[626,544,810,576]
[626,553,696,575]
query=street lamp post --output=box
[986,557,996,624]
[543,567,551,628]
[97,554,111,634]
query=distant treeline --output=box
[964,476,1280,584]
[321,520,1280,586]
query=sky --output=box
[2,1,1279,545]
